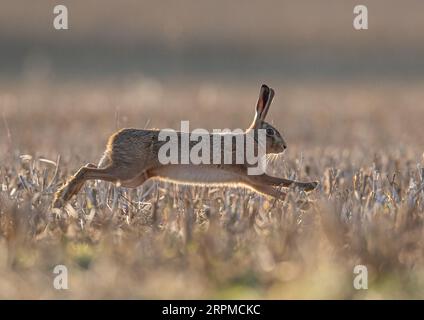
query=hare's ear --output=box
[255,84,275,121]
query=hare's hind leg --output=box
[53,164,120,208]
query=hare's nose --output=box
[283,144,287,149]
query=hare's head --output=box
[247,84,287,154]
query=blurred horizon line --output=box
[2,42,424,81]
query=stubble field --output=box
[1,78,424,299]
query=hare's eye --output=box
[266,128,275,136]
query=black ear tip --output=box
[260,84,270,96]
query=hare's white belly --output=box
[151,165,242,184]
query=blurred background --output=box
[1,0,424,79]
[0,0,423,161]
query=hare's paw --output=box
[53,185,67,208]
[52,177,80,208]
[309,181,319,191]
[297,181,319,192]
[52,194,65,208]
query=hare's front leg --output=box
[53,164,120,208]
[249,174,318,191]
[249,183,286,200]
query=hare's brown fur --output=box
[53,85,318,208]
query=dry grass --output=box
[1,78,424,299]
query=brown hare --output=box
[53,84,318,208]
